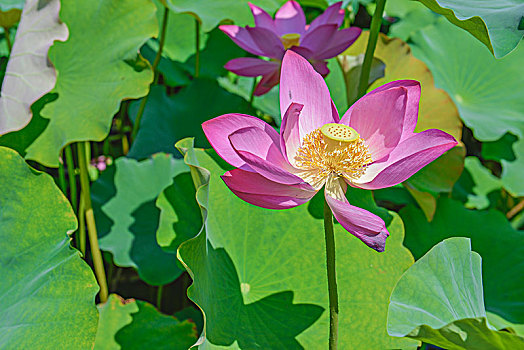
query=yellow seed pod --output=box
[320,123,359,142]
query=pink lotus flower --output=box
[202,51,457,252]
[220,1,361,96]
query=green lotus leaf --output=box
[417,0,524,58]
[462,157,503,210]
[94,294,197,350]
[24,0,157,167]
[0,0,24,11]
[388,237,524,348]
[400,197,524,323]
[0,146,99,348]
[92,154,198,285]
[175,138,417,349]
[0,0,67,135]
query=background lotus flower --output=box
[203,51,457,252]
[219,1,361,96]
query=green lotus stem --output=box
[64,145,77,212]
[157,285,163,309]
[3,27,12,55]
[249,77,257,105]
[131,7,169,141]
[195,18,200,78]
[77,141,108,303]
[324,197,339,349]
[356,0,386,101]
[78,195,86,256]
[58,154,67,194]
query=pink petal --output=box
[280,102,303,163]
[229,127,303,184]
[280,51,335,140]
[330,99,340,123]
[308,2,345,32]
[326,193,389,252]
[254,69,280,96]
[222,169,316,209]
[248,3,276,31]
[246,26,285,59]
[274,0,306,36]
[202,114,280,169]
[219,25,265,56]
[312,60,330,76]
[289,45,314,59]
[340,86,408,161]
[313,27,361,60]
[353,129,458,190]
[224,57,280,77]
[300,24,338,53]
[362,80,421,142]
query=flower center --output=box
[294,123,373,188]
[280,33,301,49]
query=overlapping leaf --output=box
[400,198,524,323]
[176,138,417,349]
[388,237,524,348]
[0,146,99,349]
[24,0,157,166]
[0,0,67,135]
[94,294,197,350]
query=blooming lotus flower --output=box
[202,51,457,252]
[220,1,361,96]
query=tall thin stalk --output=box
[195,19,200,78]
[324,198,339,349]
[65,145,77,212]
[77,141,108,302]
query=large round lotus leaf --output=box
[24,0,157,167]
[0,146,99,349]
[94,294,197,350]
[417,0,524,58]
[388,237,524,348]
[400,197,524,323]
[175,138,417,349]
[0,0,67,135]
[92,154,199,286]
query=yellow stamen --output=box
[281,33,301,49]
[294,126,373,188]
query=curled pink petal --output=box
[308,2,345,32]
[224,57,280,77]
[280,102,303,164]
[222,169,316,209]
[311,60,330,76]
[254,69,281,96]
[330,99,340,123]
[362,80,421,142]
[274,0,306,36]
[325,193,389,252]
[219,25,265,56]
[313,27,361,60]
[354,129,458,189]
[202,114,280,169]
[341,86,408,161]
[300,24,338,53]
[246,26,285,59]
[248,2,276,32]
[280,51,335,140]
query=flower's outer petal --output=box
[219,25,265,56]
[300,24,338,53]
[280,102,303,163]
[340,86,408,161]
[362,80,421,142]
[325,193,389,252]
[274,0,306,36]
[353,129,458,189]
[312,60,330,76]
[246,26,285,59]
[330,99,340,123]
[248,2,276,32]
[229,127,303,184]
[308,1,344,32]
[203,114,279,169]
[222,169,316,209]
[312,27,361,60]
[254,69,280,96]
[280,50,335,140]
[289,45,314,59]
[224,57,280,77]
